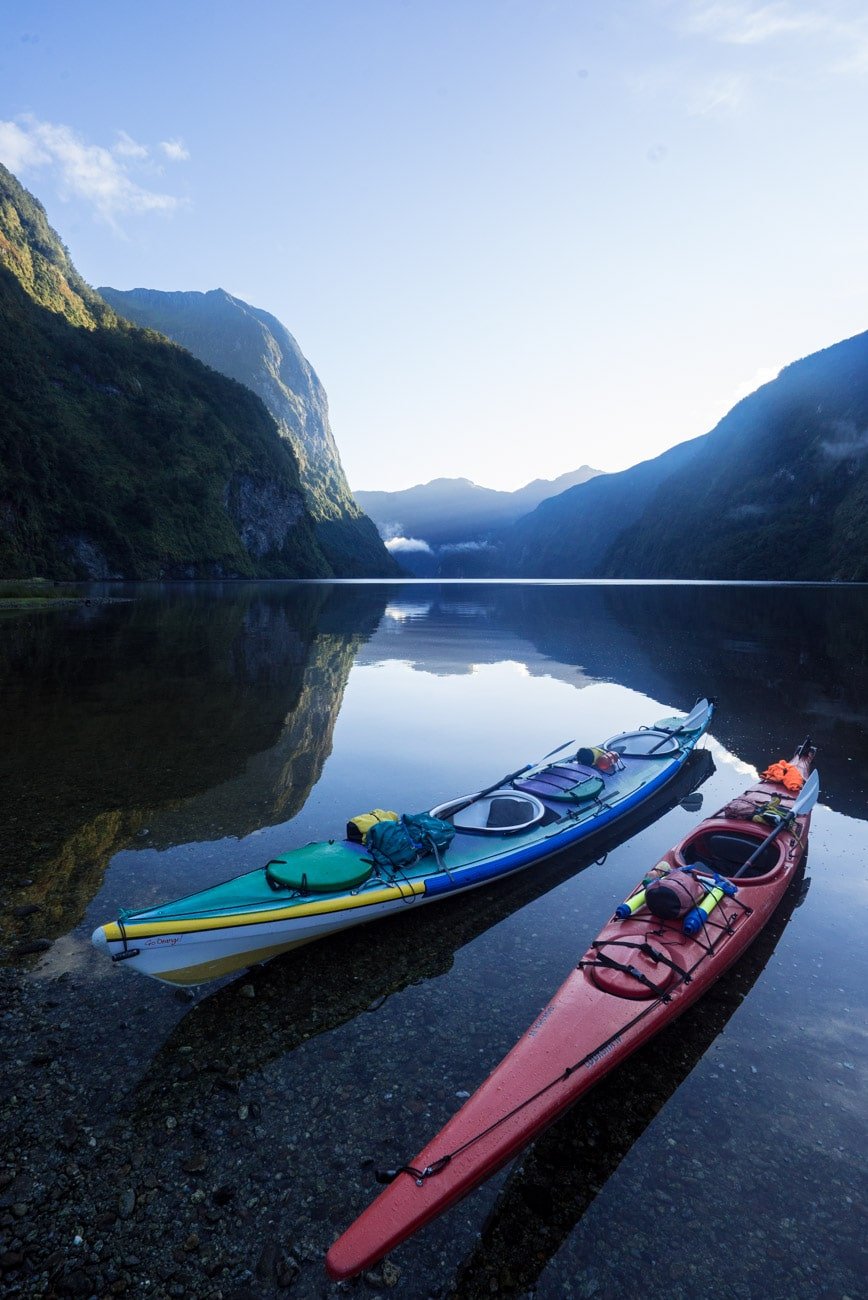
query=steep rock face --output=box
[502,331,868,580]
[0,163,331,580]
[225,473,306,559]
[99,286,398,577]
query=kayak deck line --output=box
[92,699,715,985]
[376,865,753,1190]
[324,742,817,1280]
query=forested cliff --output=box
[0,162,329,579]
[99,286,398,577]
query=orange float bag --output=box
[761,760,804,793]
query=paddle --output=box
[647,697,711,755]
[733,769,820,879]
[447,739,576,818]
[679,792,704,812]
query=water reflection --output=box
[0,581,865,1299]
[3,580,865,954]
[357,584,868,817]
[0,584,387,947]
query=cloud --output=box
[384,536,433,554]
[113,130,149,160]
[820,421,868,459]
[626,51,748,119]
[160,138,190,162]
[0,119,49,171]
[731,364,781,404]
[687,72,748,115]
[684,2,826,45]
[439,541,495,554]
[0,115,186,223]
[681,2,868,71]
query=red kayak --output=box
[326,743,819,1280]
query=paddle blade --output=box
[793,769,820,816]
[678,697,712,734]
[680,792,704,812]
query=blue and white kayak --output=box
[91,699,714,985]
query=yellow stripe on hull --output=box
[102,879,426,942]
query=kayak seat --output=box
[685,833,780,879]
[485,795,540,828]
[266,842,374,894]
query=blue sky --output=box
[3,1,868,491]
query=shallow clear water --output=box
[0,581,865,1297]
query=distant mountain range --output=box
[501,331,868,581]
[99,286,397,577]
[356,468,601,575]
[357,467,600,542]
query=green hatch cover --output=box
[266,842,373,894]
[655,715,700,734]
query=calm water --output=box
[1,582,865,1298]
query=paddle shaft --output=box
[447,740,575,817]
[732,815,795,879]
[733,768,819,879]
[648,699,709,756]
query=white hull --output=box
[91,701,715,986]
[92,866,521,985]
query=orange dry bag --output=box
[761,760,804,793]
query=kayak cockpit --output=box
[605,730,680,757]
[431,791,547,834]
[680,825,785,880]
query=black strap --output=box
[579,950,672,1001]
[590,938,691,982]
[265,859,290,892]
[376,1155,452,1186]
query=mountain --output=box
[501,440,705,576]
[604,333,868,579]
[0,163,330,580]
[99,286,398,577]
[502,332,868,581]
[355,467,601,546]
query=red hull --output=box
[326,755,814,1280]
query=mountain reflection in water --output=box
[357,583,868,817]
[0,581,864,1300]
[0,583,387,946]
